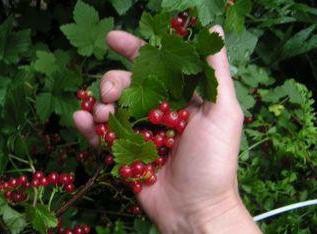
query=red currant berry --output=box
[59,173,69,185]
[96,123,108,136]
[81,100,94,112]
[76,89,88,100]
[244,116,253,124]
[119,165,132,178]
[176,120,186,133]
[64,228,73,234]
[48,172,59,185]
[85,96,96,104]
[153,134,164,147]
[67,174,75,184]
[104,155,114,166]
[163,111,180,128]
[82,224,91,234]
[144,174,157,186]
[148,109,164,124]
[33,171,44,180]
[31,178,41,187]
[64,184,75,193]
[189,17,197,26]
[129,205,142,215]
[164,137,175,148]
[130,181,143,193]
[159,101,170,113]
[176,26,188,37]
[58,226,65,234]
[3,182,9,189]
[8,178,18,188]
[4,191,12,200]
[158,146,169,156]
[131,161,145,178]
[140,130,153,141]
[76,151,89,162]
[178,109,190,121]
[40,177,49,187]
[74,226,84,234]
[18,175,28,186]
[144,164,155,175]
[170,17,184,29]
[178,11,189,21]
[25,182,31,188]
[154,157,167,168]
[105,131,116,144]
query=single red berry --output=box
[74,226,84,234]
[154,157,167,168]
[158,146,169,156]
[12,191,25,203]
[178,109,190,121]
[81,100,95,112]
[144,164,155,176]
[176,26,188,37]
[85,96,96,104]
[24,182,31,188]
[148,109,164,124]
[64,183,75,193]
[82,224,91,234]
[76,89,88,100]
[40,177,49,187]
[119,165,132,178]
[33,171,44,180]
[58,226,65,234]
[59,173,69,185]
[140,130,153,141]
[178,11,189,21]
[18,175,28,186]
[104,155,114,166]
[31,178,41,187]
[3,182,9,189]
[170,17,184,29]
[130,181,143,193]
[76,151,89,162]
[96,123,108,136]
[164,137,175,148]
[67,174,75,184]
[64,228,74,234]
[157,130,166,137]
[176,120,187,133]
[244,116,253,124]
[131,161,145,178]
[144,174,157,186]
[163,111,180,128]
[153,134,164,147]
[129,205,142,215]
[159,101,170,113]
[4,191,12,200]
[48,172,59,185]
[105,131,116,144]
[8,178,18,188]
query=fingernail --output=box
[103,80,114,94]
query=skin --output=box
[73,26,262,234]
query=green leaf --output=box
[195,28,224,56]
[0,149,8,175]
[197,0,226,26]
[54,96,79,126]
[35,93,55,122]
[234,81,256,115]
[0,195,27,234]
[139,12,170,42]
[225,0,251,33]
[119,76,167,118]
[238,65,274,88]
[34,51,59,76]
[280,25,317,60]
[197,65,218,102]
[112,139,158,174]
[109,0,133,15]
[161,0,194,11]
[108,110,143,142]
[26,204,58,234]
[0,17,31,64]
[60,0,113,59]
[0,77,11,107]
[226,29,258,65]
[88,80,101,100]
[96,226,111,234]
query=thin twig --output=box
[55,165,104,217]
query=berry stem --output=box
[32,188,38,207]
[55,164,104,217]
[239,137,270,158]
[132,117,148,126]
[8,154,30,165]
[48,188,58,211]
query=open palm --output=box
[73,27,258,233]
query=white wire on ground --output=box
[253,199,317,222]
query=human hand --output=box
[73,26,261,234]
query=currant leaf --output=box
[60,0,113,59]
[109,0,133,15]
[119,76,167,118]
[197,65,218,102]
[111,139,158,176]
[195,28,224,56]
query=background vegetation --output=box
[0,0,316,233]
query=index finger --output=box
[106,30,146,61]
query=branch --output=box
[55,165,104,217]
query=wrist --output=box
[158,191,261,234]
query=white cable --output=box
[253,199,317,222]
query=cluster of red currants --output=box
[170,11,197,37]
[119,160,159,194]
[128,205,142,215]
[95,122,117,146]
[77,89,96,113]
[0,171,76,203]
[50,221,91,234]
